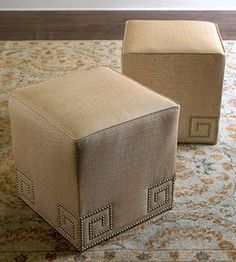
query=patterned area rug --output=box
[0,40,236,262]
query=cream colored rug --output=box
[0,41,236,261]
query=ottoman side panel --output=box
[77,106,179,250]
[9,95,80,247]
[122,53,225,144]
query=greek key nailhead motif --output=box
[15,168,175,251]
[147,176,174,213]
[16,169,80,247]
[189,116,218,139]
[80,204,112,249]
[57,203,79,241]
[16,169,35,205]
[80,176,175,251]
[17,192,80,248]
[148,186,169,213]
[89,215,107,240]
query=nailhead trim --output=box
[81,204,173,251]
[148,176,175,188]
[15,169,80,248]
[188,116,218,140]
[80,204,112,250]
[89,215,108,240]
[80,176,175,251]
[24,196,80,248]
[154,187,169,203]
[80,204,113,220]
[15,168,175,252]
[16,169,35,205]
[57,203,80,240]
[147,176,174,213]
[148,185,170,213]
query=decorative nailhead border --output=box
[89,215,107,240]
[80,204,173,251]
[15,169,175,252]
[80,176,175,251]
[80,204,112,250]
[20,196,80,248]
[15,169,80,248]
[16,169,35,205]
[147,176,174,213]
[189,116,218,139]
[57,203,79,241]
[147,184,170,213]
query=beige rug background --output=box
[0,41,236,262]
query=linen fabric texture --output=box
[122,20,225,144]
[9,67,179,251]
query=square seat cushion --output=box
[122,20,225,144]
[9,67,179,251]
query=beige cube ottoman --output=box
[122,20,225,144]
[9,67,179,251]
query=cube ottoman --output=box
[122,20,225,144]
[9,67,179,251]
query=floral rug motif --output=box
[0,40,236,262]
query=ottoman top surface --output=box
[123,20,225,54]
[9,67,178,140]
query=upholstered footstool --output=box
[9,67,179,251]
[122,20,225,144]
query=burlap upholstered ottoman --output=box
[122,20,225,144]
[9,67,179,251]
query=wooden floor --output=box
[0,11,236,40]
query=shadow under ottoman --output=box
[9,67,179,251]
